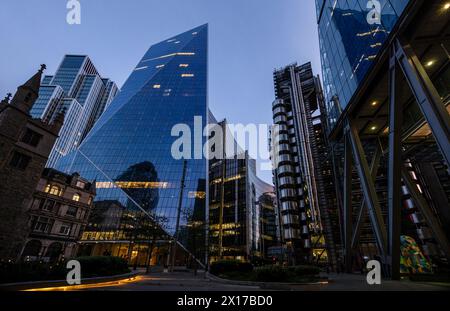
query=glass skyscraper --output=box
[56,25,209,265]
[315,0,450,278]
[316,0,410,128]
[208,119,276,263]
[31,55,119,168]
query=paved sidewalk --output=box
[80,271,266,291]
[320,273,450,291]
[33,270,449,291]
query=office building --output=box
[55,25,209,266]
[0,65,64,261]
[208,119,276,263]
[20,168,96,262]
[315,0,410,128]
[257,192,279,261]
[315,0,450,278]
[30,55,118,168]
[271,62,339,266]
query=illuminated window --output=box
[76,181,85,188]
[141,52,195,63]
[87,196,93,205]
[192,32,198,35]
[174,41,181,44]
[181,74,194,78]
[179,64,189,68]
[156,64,165,69]
[134,66,148,71]
[72,193,80,202]
[46,185,62,196]
[153,84,161,89]
[96,181,172,189]
[188,191,206,199]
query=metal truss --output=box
[340,37,450,280]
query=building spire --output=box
[10,64,45,112]
[0,93,12,105]
[39,64,47,74]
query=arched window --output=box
[45,242,63,262]
[21,240,42,259]
[72,193,81,202]
[87,196,93,205]
[49,185,62,196]
[45,184,62,196]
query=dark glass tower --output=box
[56,25,208,265]
[316,0,410,128]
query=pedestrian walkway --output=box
[23,270,450,291]
[320,273,450,291]
[79,271,265,291]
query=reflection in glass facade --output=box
[31,55,118,168]
[316,0,410,128]
[56,25,209,265]
[208,119,276,263]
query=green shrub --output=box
[0,261,67,284]
[210,260,253,276]
[75,256,130,278]
[254,266,288,282]
[289,265,321,276]
[0,256,129,284]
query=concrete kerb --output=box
[0,271,141,291]
[206,272,328,289]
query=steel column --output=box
[351,145,382,249]
[401,167,450,262]
[388,46,403,280]
[394,38,450,166]
[348,121,388,259]
[343,133,353,273]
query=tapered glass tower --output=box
[56,25,208,265]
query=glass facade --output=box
[316,0,410,128]
[30,85,64,120]
[51,55,99,97]
[46,99,83,168]
[209,148,275,263]
[56,25,209,265]
[31,55,118,168]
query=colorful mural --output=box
[400,235,433,274]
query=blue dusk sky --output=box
[0,0,321,183]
